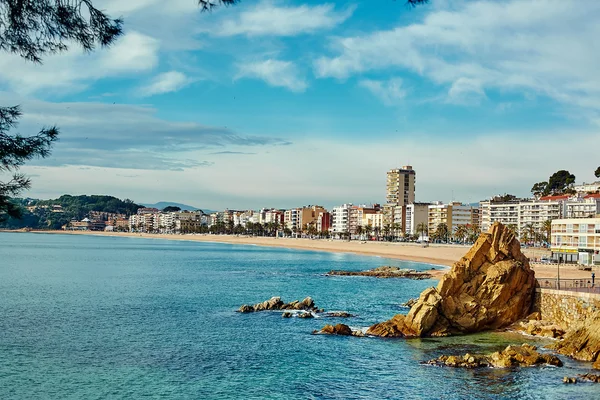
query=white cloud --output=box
[236,59,307,92]
[447,77,486,105]
[315,0,600,114]
[139,71,192,96]
[0,31,159,94]
[214,1,354,36]
[359,78,406,106]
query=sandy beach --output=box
[12,229,595,281]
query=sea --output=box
[0,232,597,399]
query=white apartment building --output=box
[480,195,600,237]
[405,203,429,235]
[331,204,351,234]
[573,181,600,194]
[284,208,299,231]
[551,218,600,266]
[364,212,384,231]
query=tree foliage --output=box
[531,170,576,197]
[162,206,181,213]
[0,0,123,220]
[596,166,600,178]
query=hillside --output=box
[0,195,143,230]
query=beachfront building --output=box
[386,166,416,206]
[348,204,380,235]
[565,194,600,218]
[428,202,478,236]
[298,205,328,233]
[316,211,332,233]
[479,199,521,233]
[331,204,351,235]
[518,197,564,232]
[405,203,430,235]
[284,208,299,232]
[551,217,600,266]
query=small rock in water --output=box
[324,311,354,318]
[400,298,417,308]
[578,374,600,383]
[282,312,292,318]
[316,324,353,336]
[297,312,314,319]
[563,376,577,384]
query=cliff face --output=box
[367,222,536,337]
[552,311,600,369]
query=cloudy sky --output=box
[2,0,599,209]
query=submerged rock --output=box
[327,266,432,279]
[551,311,600,367]
[314,324,364,337]
[563,376,578,384]
[509,318,566,339]
[323,311,354,318]
[368,222,536,338]
[424,344,562,369]
[238,296,320,313]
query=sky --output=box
[2,0,600,210]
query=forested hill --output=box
[0,195,143,230]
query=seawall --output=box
[533,288,600,329]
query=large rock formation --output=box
[424,343,562,368]
[367,222,536,337]
[552,310,600,369]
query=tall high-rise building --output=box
[386,166,416,207]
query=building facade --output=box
[386,166,416,206]
[551,218,600,265]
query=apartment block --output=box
[386,166,416,206]
[331,204,351,234]
[348,204,380,234]
[428,202,478,235]
[405,203,430,235]
[551,218,600,265]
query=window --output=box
[566,224,573,233]
[580,224,588,233]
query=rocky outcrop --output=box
[563,374,600,384]
[367,222,536,338]
[551,310,600,368]
[314,324,364,337]
[238,296,320,313]
[327,266,432,279]
[508,312,566,339]
[424,344,562,369]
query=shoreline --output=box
[3,229,593,280]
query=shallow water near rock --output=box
[0,232,597,399]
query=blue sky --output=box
[1,0,599,209]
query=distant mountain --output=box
[142,202,214,213]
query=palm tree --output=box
[466,225,481,243]
[454,224,468,244]
[383,224,392,241]
[506,224,518,236]
[416,222,428,241]
[356,225,364,240]
[540,219,552,245]
[364,224,372,239]
[392,222,403,241]
[434,223,449,243]
[521,223,536,245]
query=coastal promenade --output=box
[15,230,597,281]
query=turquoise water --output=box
[0,232,597,399]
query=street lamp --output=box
[557,244,562,290]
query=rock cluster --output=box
[563,374,600,384]
[400,298,418,308]
[238,296,321,313]
[551,310,600,369]
[314,323,364,337]
[327,266,432,279]
[509,312,566,339]
[367,223,536,338]
[424,344,563,369]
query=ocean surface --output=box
[0,232,597,399]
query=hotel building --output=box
[551,218,600,266]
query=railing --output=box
[536,278,600,293]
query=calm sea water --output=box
[0,232,597,399]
